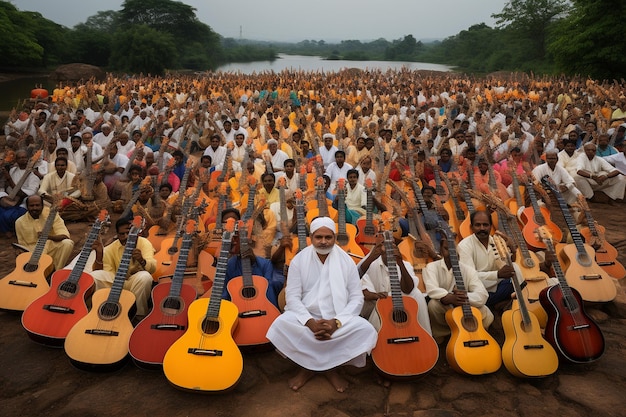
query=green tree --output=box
[23,11,70,66]
[0,2,43,67]
[109,25,177,75]
[492,0,570,61]
[549,0,626,80]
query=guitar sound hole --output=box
[168,247,179,255]
[98,302,121,320]
[58,281,78,298]
[392,309,408,324]
[242,287,257,298]
[202,318,220,335]
[23,263,38,273]
[161,296,183,314]
[461,316,478,332]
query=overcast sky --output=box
[10,0,510,43]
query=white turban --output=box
[267,138,278,146]
[310,217,336,235]
[322,133,335,140]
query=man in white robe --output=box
[574,142,625,201]
[532,150,581,204]
[266,217,377,392]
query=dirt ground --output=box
[0,200,625,417]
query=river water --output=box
[0,54,452,112]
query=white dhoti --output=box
[90,269,153,316]
[573,175,626,200]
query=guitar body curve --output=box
[226,275,281,347]
[336,222,364,263]
[445,306,502,375]
[152,236,182,281]
[21,269,94,347]
[128,281,197,368]
[580,227,626,279]
[146,225,174,253]
[539,285,605,363]
[397,237,429,293]
[559,243,616,302]
[64,288,136,371]
[501,308,558,377]
[514,249,550,301]
[521,206,563,250]
[163,298,242,392]
[0,253,53,312]
[371,296,438,378]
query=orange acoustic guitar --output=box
[577,195,626,280]
[541,176,616,302]
[335,178,364,263]
[64,216,144,372]
[439,222,502,376]
[163,219,243,392]
[128,220,198,368]
[355,178,380,254]
[21,210,108,347]
[494,234,559,378]
[227,219,281,347]
[520,178,563,251]
[0,204,57,312]
[371,230,439,379]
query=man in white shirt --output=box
[603,144,626,175]
[92,123,114,148]
[574,142,625,201]
[318,133,338,169]
[325,150,352,193]
[203,134,228,171]
[532,150,581,204]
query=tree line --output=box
[1,0,624,80]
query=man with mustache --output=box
[457,210,520,309]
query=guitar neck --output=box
[337,188,347,236]
[544,179,586,255]
[296,199,307,252]
[29,207,59,266]
[206,234,232,319]
[108,230,140,304]
[68,219,104,283]
[239,229,255,288]
[542,236,581,313]
[527,182,546,225]
[383,231,404,310]
[169,233,193,297]
[242,186,256,221]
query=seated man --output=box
[15,195,74,271]
[532,150,581,204]
[357,240,431,335]
[266,217,377,393]
[90,216,155,317]
[422,235,492,343]
[39,157,80,203]
[574,142,625,202]
[0,149,41,237]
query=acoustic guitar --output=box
[355,178,380,254]
[0,205,57,312]
[64,216,144,371]
[227,219,281,347]
[440,222,502,375]
[371,230,439,379]
[128,220,198,368]
[520,178,563,251]
[335,178,364,263]
[541,176,616,302]
[163,218,243,392]
[577,195,626,280]
[21,210,109,347]
[537,227,605,363]
[0,150,41,208]
[494,235,559,378]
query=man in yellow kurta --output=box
[15,195,74,271]
[90,217,156,316]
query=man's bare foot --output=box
[325,369,349,393]
[288,368,315,391]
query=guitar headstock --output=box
[316,176,325,189]
[365,178,373,191]
[337,177,346,192]
[294,188,303,201]
[535,225,553,246]
[277,176,286,189]
[492,234,510,260]
[185,219,196,235]
[222,217,236,241]
[130,215,145,235]
[577,193,590,212]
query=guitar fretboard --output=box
[206,232,233,319]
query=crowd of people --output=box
[1,68,624,390]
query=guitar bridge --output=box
[85,329,119,336]
[239,310,267,318]
[151,324,185,330]
[570,324,590,330]
[463,340,489,347]
[43,304,75,314]
[8,280,37,288]
[387,336,420,344]
[597,261,615,266]
[580,274,602,280]
[523,344,545,350]
[188,348,223,356]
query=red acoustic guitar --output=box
[521,178,563,250]
[227,219,281,347]
[371,230,439,378]
[129,220,198,368]
[21,210,109,347]
[355,178,380,254]
[537,227,605,363]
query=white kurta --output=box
[532,163,581,204]
[574,154,626,200]
[266,245,377,371]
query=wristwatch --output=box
[335,319,342,329]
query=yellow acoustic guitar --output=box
[64,216,143,371]
[493,235,559,378]
[440,222,502,375]
[163,219,243,392]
